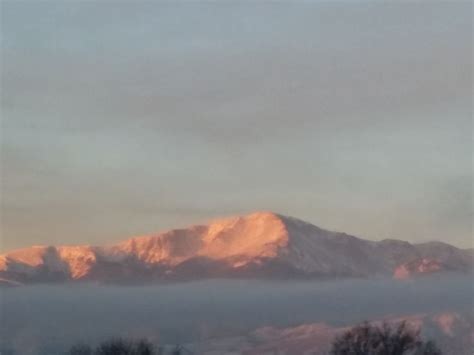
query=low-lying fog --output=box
[1,276,472,354]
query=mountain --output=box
[1,212,471,284]
[189,311,474,355]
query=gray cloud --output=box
[1,1,472,250]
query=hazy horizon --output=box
[1,1,472,252]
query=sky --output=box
[1,1,472,251]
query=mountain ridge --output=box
[1,211,471,285]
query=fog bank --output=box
[1,276,472,354]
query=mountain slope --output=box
[1,212,471,284]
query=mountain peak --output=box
[203,210,289,256]
[108,211,290,269]
[207,211,286,228]
[1,212,471,284]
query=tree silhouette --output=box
[133,340,155,355]
[330,321,442,355]
[69,338,155,355]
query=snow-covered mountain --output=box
[1,212,471,284]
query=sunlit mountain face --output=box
[2,213,471,354]
[1,212,472,285]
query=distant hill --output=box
[192,311,474,355]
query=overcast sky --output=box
[1,1,472,251]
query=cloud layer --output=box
[1,1,472,250]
